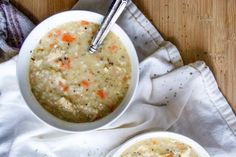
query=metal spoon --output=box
[88,0,128,53]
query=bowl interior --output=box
[113,132,210,157]
[17,10,139,132]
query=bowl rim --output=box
[17,10,139,132]
[112,131,210,157]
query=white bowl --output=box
[111,132,210,157]
[17,11,139,132]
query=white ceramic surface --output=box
[112,132,210,157]
[17,11,139,132]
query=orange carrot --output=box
[48,33,53,38]
[80,20,90,26]
[59,81,69,92]
[165,154,173,157]
[62,33,75,42]
[92,30,96,35]
[57,57,71,70]
[108,44,118,52]
[152,138,158,145]
[81,80,89,88]
[63,86,69,92]
[96,90,106,99]
[59,62,65,71]
[49,42,56,48]
[123,75,129,81]
[55,29,62,36]
[48,29,62,38]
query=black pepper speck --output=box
[174,92,177,97]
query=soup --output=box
[29,21,131,123]
[121,138,199,157]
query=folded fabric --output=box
[0,0,34,63]
[0,0,236,157]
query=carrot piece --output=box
[59,81,69,92]
[123,75,129,81]
[63,86,69,92]
[57,57,71,70]
[96,90,106,99]
[49,42,56,48]
[62,33,75,42]
[92,30,96,35]
[81,80,89,88]
[108,44,118,52]
[55,30,62,36]
[48,33,53,38]
[165,154,173,157]
[152,138,158,145]
[59,62,65,71]
[80,20,90,26]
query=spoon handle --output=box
[88,0,128,53]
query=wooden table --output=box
[11,0,236,112]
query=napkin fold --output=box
[0,0,34,63]
[0,0,236,157]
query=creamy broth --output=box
[121,138,199,157]
[29,21,131,122]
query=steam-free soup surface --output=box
[29,21,131,122]
[121,138,199,157]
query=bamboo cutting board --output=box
[11,0,236,113]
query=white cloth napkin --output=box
[0,0,236,157]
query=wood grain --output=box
[133,0,236,112]
[10,0,77,23]
[10,0,236,112]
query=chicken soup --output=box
[121,138,199,157]
[29,21,131,123]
